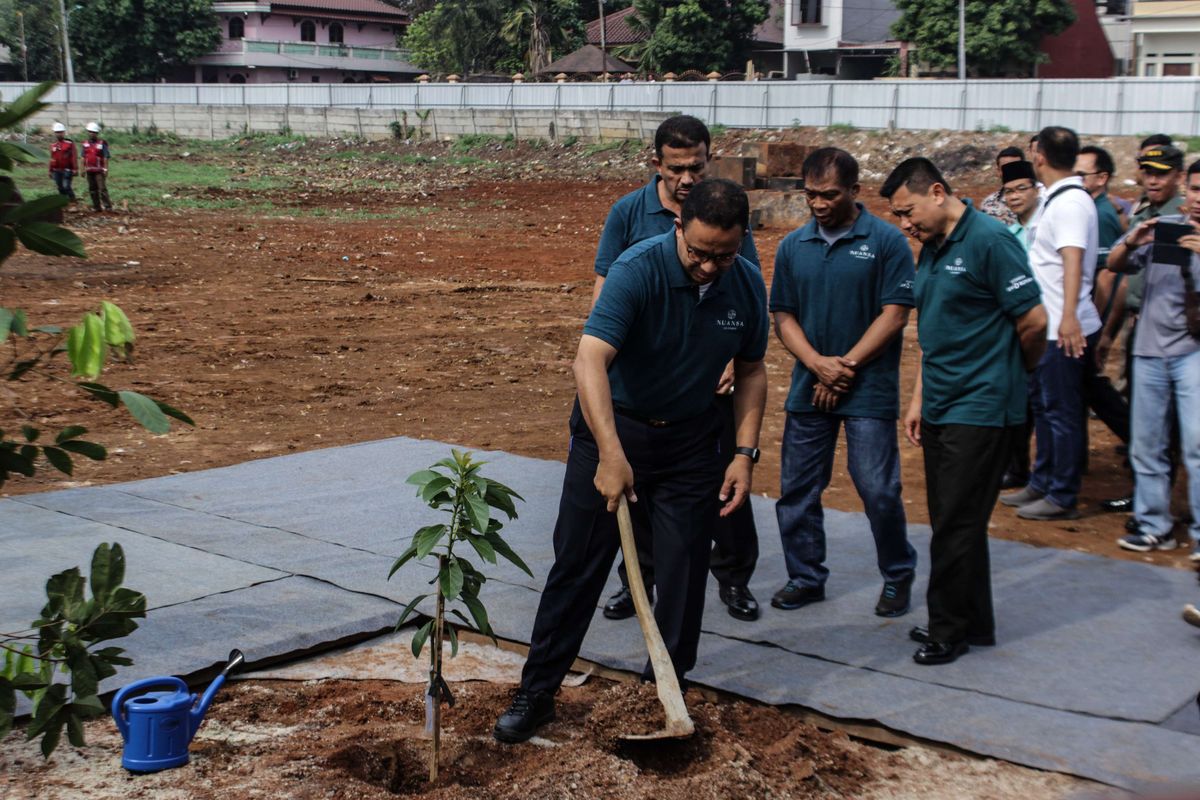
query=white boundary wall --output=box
[5,78,1199,137]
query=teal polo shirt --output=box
[594,177,760,276]
[585,231,769,422]
[1094,193,1122,269]
[769,204,915,419]
[914,202,1042,427]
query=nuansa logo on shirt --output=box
[943,257,967,274]
[716,308,745,331]
[1006,275,1035,293]
[851,243,874,261]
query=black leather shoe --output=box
[908,625,995,647]
[874,579,912,618]
[602,586,647,620]
[719,584,760,621]
[913,639,969,665]
[999,471,1029,490]
[1100,496,1133,513]
[493,689,555,743]
[771,580,825,610]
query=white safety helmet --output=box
[85,121,101,133]
[52,122,66,132]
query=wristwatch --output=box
[734,446,760,464]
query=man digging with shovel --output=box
[494,179,769,744]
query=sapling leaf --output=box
[388,544,419,579]
[405,469,442,488]
[447,625,459,658]
[54,426,88,443]
[484,530,534,577]
[461,594,495,642]
[393,594,429,630]
[411,619,433,658]
[440,559,464,600]
[465,493,490,533]
[57,440,106,460]
[414,524,447,558]
[41,446,72,476]
[420,476,453,504]
[464,533,497,564]
[448,608,470,626]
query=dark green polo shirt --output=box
[914,203,1042,427]
[594,177,760,276]
[769,204,915,419]
[585,231,769,421]
[1094,193,1122,269]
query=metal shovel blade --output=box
[615,495,695,741]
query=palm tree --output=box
[501,0,577,75]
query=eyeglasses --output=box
[1002,184,1036,197]
[684,241,739,267]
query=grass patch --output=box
[826,122,857,133]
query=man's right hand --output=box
[808,355,856,392]
[594,454,636,512]
[903,401,922,448]
[1125,219,1158,249]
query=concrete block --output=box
[711,156,757,188]
[743,142,811,177]
[747,189,809,230]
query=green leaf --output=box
[57,440,106,461]
[41,446,73,476]
[55,426,88,443]
[446,624,459,658]
[439,559,464,600]
[464,533,497,564]
[67,314,105,379]
[461,594,495,642]
[405,469,443,488]
[77,382,119,407]
[20,425,39,442]
[0,308,11,343]
[7,308,27,337]
[484,530,534,578]
[66,645,97,699]
[413,523,447,558]
[447,608,470,627]
[465,492,490,533]
[119,391,170,434]
[154,399,194,426]
[39,719,63,758]
[411,619,433,659]
[419,475,453,504]
[90,542,125,604]
[0,447,35,477]
[32,325,63,335]
[392,593,428,630]
[0,193,68,225]
[27,683,68,739]
[70,695,106,716]
[14,221,86,258]
[387,543,419,579]
[65,713,86,748]
[99,302,135,348]
[0,679,13,739]
[0,82,55,130]
[484,480,522,519]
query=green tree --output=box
[625,0,768,74]
[404,0,508,75]
[0,0,66,82]
[891,0,1076,77]
[68,0,222,82]
[500,0,582,75]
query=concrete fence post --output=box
[209,105,214,140]
[825,83,834,126]
[1113,79,1125,137]
[761,84,769,128]
[1033,81,1044,133]
[595,107,601,142]
[1191,80,1200,136]
[889,83,900,130]
[958,81,968,131]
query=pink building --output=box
[193,0,419,84]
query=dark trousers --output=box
[521,401,723,694]
[1084,348,1130,445]
[1028,332,1095,508]
[86,171,112,211]
[52,169,74,199]
[921,421,1016,645]
[616,393,759,590]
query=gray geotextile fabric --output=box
[5,435,1200,790]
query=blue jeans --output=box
[1028,333,1095,508]
[775,412,915,588]
[52,169,74,199]
[1131,350,1200,542]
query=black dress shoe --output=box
[719,584,760,621]
[913,639,969,665]
[1100,496,1133,513]
[874,579,912,618]
[493,689,555,743]
[602,586,651,620]
[908,625,995,647]
[999,471,1030,491]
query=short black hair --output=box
[801,147,859,188]
[680,178,749,232]
[1188,158,1200,179]
[996,146,1024,163]
[655,115,710,158]
[1036,126,1079,171]
[880,157,953,199]
[1079,145,1115,177]
[1140,133,1172,150]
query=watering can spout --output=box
[190,649,245,737]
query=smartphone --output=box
[1153,221,1193,267]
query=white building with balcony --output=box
[782,0,902,79]
[1131,0,1200,76]
[193,0,420,84]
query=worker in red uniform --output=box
[49,122,77,201]
[81,122,113,212]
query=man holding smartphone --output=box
[1106,159,1200,559]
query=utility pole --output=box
[957,0,966,80]
[58,0,75,83]
[16,11,27,82]
[597,0,606,82]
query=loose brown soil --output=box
[0,677,1101,800]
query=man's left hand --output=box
[715,360,735,395]
[1057,316,1086,359]
[718,456,753,517]
[812,383,840,412]
[1179,234,1200,255]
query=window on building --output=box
[230,73,246,84]
[1143,63,1157,77]
[793,0,821,24]
[1163,63,1193,76]
[229,17,244,39]
[312,75,321,82]
[300,20,316,41]
[329,23,344,44]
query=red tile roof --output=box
[585,6,644,46]
[270,0,409,20]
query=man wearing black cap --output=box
[980,146,1025,227]
[1001,160,1041,250]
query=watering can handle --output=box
[110,676,189,739]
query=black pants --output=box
[616,393,759,590]
[86,171,112,211]
[921,421,1017,645]
[520,401,723,694]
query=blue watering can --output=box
[111,649,245,773]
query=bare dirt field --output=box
[0,127,1185,798]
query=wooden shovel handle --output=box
[616,495,694,736]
